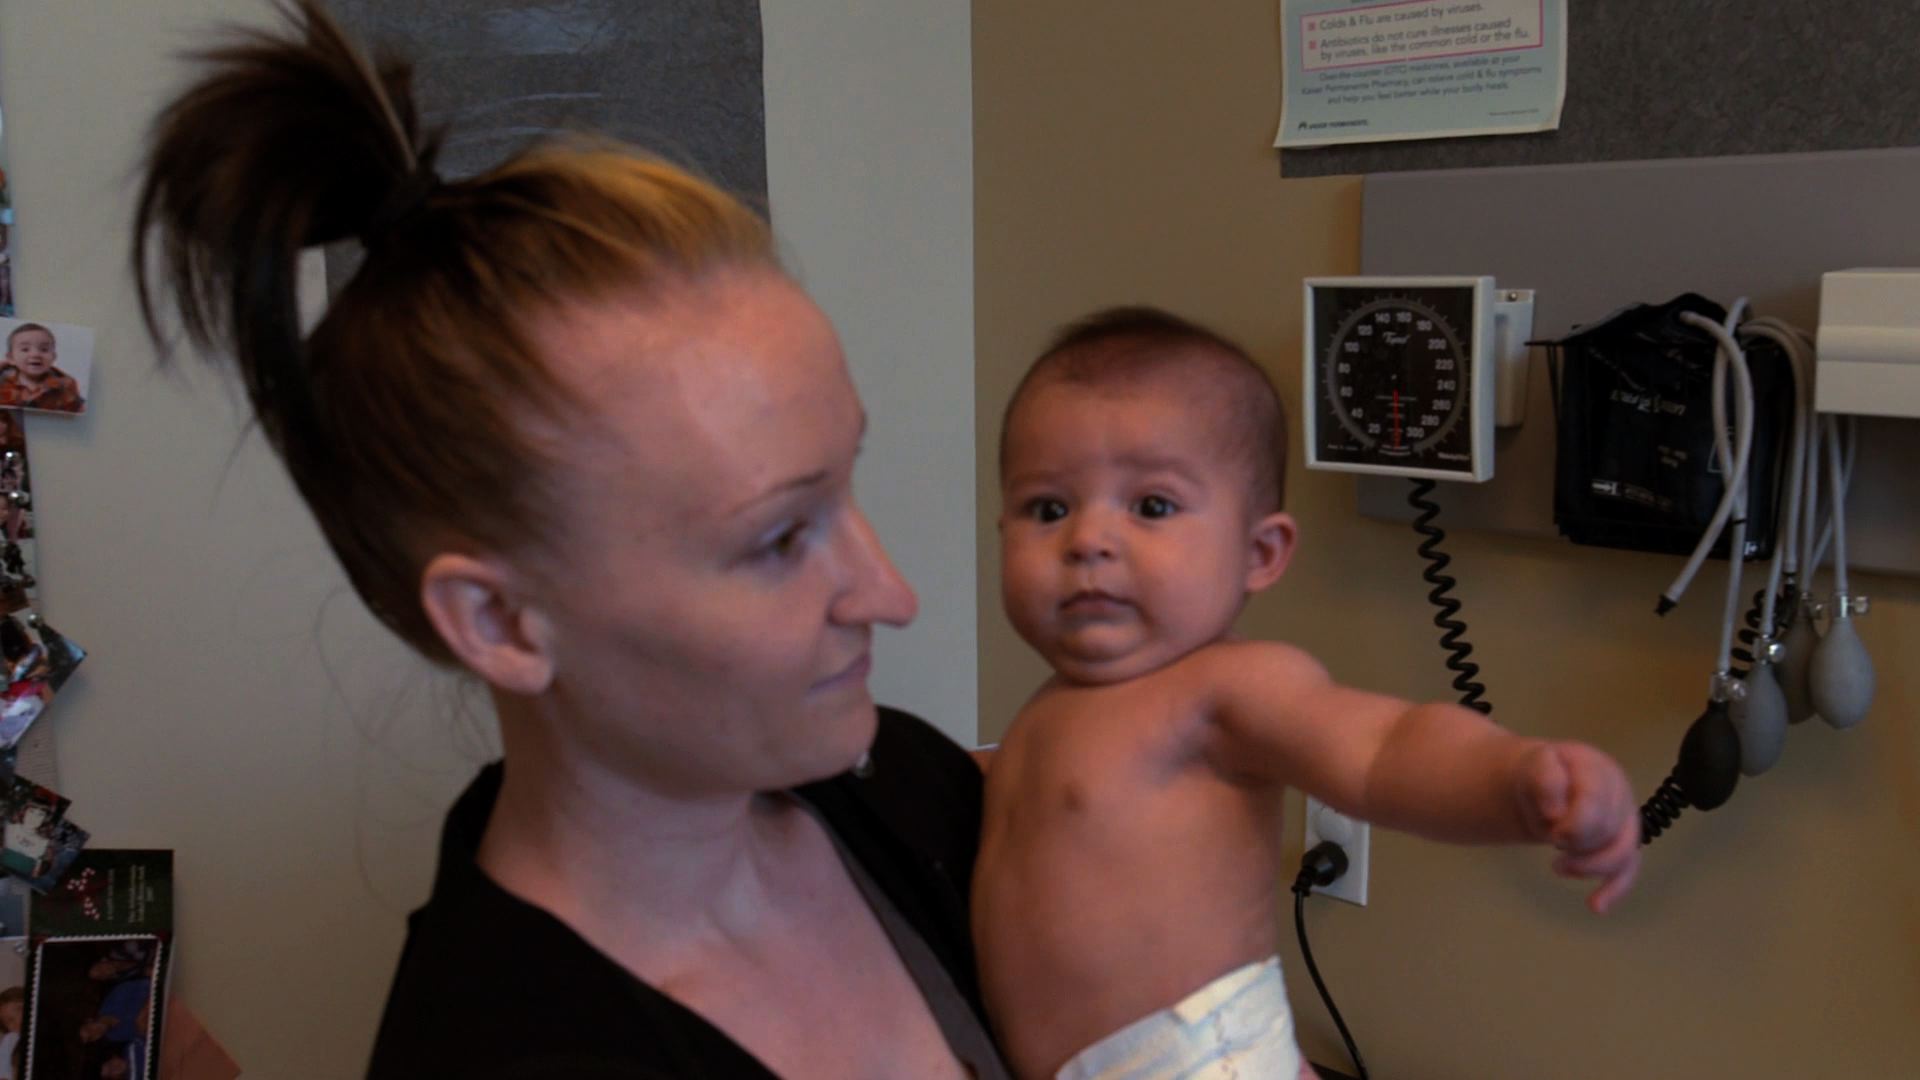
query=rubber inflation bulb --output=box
[1810,616,1874,730]
[1732,662,1789,776]
[1777,608,1821,725]
[1675,698,1741,811]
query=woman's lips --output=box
[811,652,871,691]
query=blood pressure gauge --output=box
[1304,276,1496,483]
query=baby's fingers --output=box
[1552,817,1641,914]
[1548,750,1634,854]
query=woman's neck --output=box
[477,693,807,969]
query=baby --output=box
[973,307,1641,1080]
[0,324,83,413]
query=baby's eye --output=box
[1134,494,1178,519]
[1024,497,1068,524]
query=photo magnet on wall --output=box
[0,139,14,319]
[24,851,173,1080]
[0,612,83,752]
[0,777,85,893]
[0,932,25,1070]
[0,408,35,611]
[0,319,90,416]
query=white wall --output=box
[0,2,975,1076]
[763,3,977,745]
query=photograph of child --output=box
[0,777,84,893]
[0,613,83,751]
[0,542,31,618]
[0,319,90,416]
[0,941,26,1079]
[25,938,158,1080]
[0,409,34,615]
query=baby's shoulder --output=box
[1179,638,1329,690]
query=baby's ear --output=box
[1244,511,1297,592]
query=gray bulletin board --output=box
[325,1,764,292]
[331,1,764,197]
[1283,3,1920,177]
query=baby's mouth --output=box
[1061,589,1131,617]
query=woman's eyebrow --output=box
[725,408,866,518]
[727,469,829,519]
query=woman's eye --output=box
[763,520,811,561]
[1135,495,1177,519]
[1025,498,1068,524]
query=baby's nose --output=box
[1063,512,1118,562]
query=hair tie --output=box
[361,161,442,248]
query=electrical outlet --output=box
[1302,797,1369,906]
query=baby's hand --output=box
[1514,742,1640,914]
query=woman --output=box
[133,4,1007,1077]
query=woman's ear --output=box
[420,553,557,696]
[1244,511,1298,593]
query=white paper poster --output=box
[1277,0,1567,148]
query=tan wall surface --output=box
[973,4,1920,1077]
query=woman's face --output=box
[526,268,917,796]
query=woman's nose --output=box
[831,501,918,627]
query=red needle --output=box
[1392,389,1402,447]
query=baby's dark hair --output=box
[5,324,50,350]
[1000,305,1289,512]
[133,0,774,661]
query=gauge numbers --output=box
[1304,277,1493,482]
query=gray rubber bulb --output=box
[1810,616,1874,730]
[1777,606,1821,725]
[1732,660,1789,775]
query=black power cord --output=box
[1292,841,1370,1080]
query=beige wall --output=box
[974,4,1920,1077]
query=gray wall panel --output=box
[1354,149,1920,579]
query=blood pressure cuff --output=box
[1547,293,1792,558]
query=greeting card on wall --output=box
[24,851,172,1080]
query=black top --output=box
[366,707,999,1079]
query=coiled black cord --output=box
[1639,773,1689,844]
[1408,479,1490,714]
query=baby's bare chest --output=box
[983,686,1282,862]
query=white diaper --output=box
[1054,956,1303,1080]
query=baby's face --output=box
[6,331,55,379]
[999,380,1258,684]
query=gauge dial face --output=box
[1311,285,1477,476]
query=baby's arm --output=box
[1202,642,1639,913]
